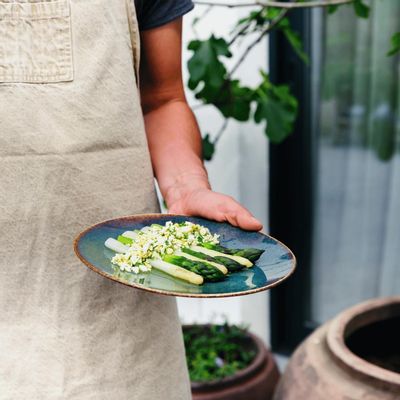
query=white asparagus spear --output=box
[122,231,139,240]
[149,259,204,285]
[104,238,204,285]
[105,238,129,253]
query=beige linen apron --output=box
[0,1,191,399]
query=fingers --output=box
[167,203,184,215]
[211,195,263,231]
[167,190,263,232]
[222,205,263,231]
[236,212,263,231]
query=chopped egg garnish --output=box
[111,221,220,274]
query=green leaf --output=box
[235,10,263,28]
[387,32,400,56]
[187,36,252,121]
[353,0,370,18]
[233,8,278,35]
[328,5,340,14]
[187,36,231,93]
[183,324,255,382]
[278,18,309,64]
[265,7,281,20]
[192,16,200,27]
[217,80,252,121]
[277,17,290,30]
[202,134,215,161]
[253,73,298,143]
[283,27,309,64]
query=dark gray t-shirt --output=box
[134,0,194,30]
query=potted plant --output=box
[183,322,280,400]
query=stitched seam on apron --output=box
[0,146,146,159]
[0,0,74,83]
[0,0,69,20]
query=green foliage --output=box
[183,323,256,382]
[387,32,400,56]
[186,6,305,158]
[188,37,252,121]
[328,0,369,18]
[188,35,231,101]
[278,17,309,64]
[353,0,370,18]
[234,7,281,35]
[218,80,253,121]
[202,133,215,161]
[187,37,299,148]
[188,1,397,161]
[328,4,340,14]
[254,73,298,143]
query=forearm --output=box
[139,18,261,230]
[144,99,210,207]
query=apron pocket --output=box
[0,0,73,83]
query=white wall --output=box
[177,2,271,345]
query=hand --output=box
[166,186,263,232]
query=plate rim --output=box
[73,213,297,298]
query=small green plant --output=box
[183,322,257,382]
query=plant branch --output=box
[214,118,229,144]
[194,0,353,9]
[228,8,289,77]
[228,8,264,46]
[192,5,213,37]
[191,6,289,112]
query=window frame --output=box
[269,8,319,354]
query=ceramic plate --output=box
[74,214,296,298]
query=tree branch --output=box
[194,0,353,9]
[228,8,264,46]
[214,118,229,144]
[191,6,289,111]
[228,8,288,77]
[191,5,213,38]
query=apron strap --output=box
[125,0,141,87]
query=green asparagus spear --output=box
[233,248,264,263]
[181,248,245,272]
[163,255,226,282]
[117,235,133,245]
[174,250,228,274]
[201,243,264,263]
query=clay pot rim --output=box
[327,296,400,388]
[183,324,269,390]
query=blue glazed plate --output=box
[74,214,296,298]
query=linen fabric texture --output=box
[0,0,191,399]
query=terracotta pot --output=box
[185,325,280,400]
[274,296,400,400]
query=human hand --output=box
[165,183,263,231]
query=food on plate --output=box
[201,243,264,263]
[104,221,264,285]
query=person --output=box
[0,0,263,399]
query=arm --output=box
[140,18,262,231]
